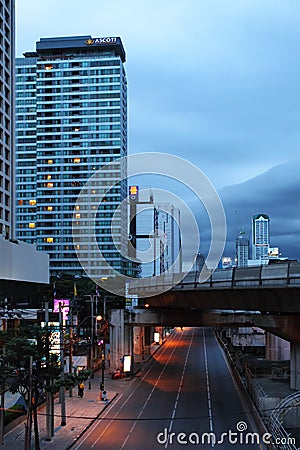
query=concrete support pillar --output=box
[143,326,151,355]
[265,333,290,361]
[109,309,125,372]
[133,326,144,356]
[124,322,132,356]
[132,326,151,358]
[109,309,135,373]
[290,343,300,390]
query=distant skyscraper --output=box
[15,35,129,277]
[236,232,249,267]
[252,213,270,260]
[157,204,181,274]
[0,0,15,239]
[134,197,181,277]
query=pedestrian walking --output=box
[78,381,85,398]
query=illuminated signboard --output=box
[85,37,118,45]
[123,355,132,373]
[129,185,139,203]
[53,299,69,321]
[154,332,160,344]
[268,247,279,257]
[41,321,60,359]
[222,257,232,269]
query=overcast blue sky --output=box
[16,0,300,261]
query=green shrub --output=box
[4,404,26,426]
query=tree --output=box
[3,328,60,450]
[0,324,91,449]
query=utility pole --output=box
[90,295,94,379]
[0,347,5,446]
[59,305,66,426]
[45,301,53,441]
[100,295,107,392]
[103,296,107,363]
[69,300,74,397]
[0,378,4,446]
[24,356,33,450]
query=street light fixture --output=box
[83,294,109,378]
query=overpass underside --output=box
[127,264,300,344]
[138,286,300,344]
[144,287,300,314]
[128,307,300,344]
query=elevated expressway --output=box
[127,262,300,344]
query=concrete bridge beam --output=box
[290,343,300,390]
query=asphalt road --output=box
[72,327,266,450]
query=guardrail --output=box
[244,366,268,418]
[128,261,300,293]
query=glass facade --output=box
[135,202,181,277]
[16,36,129,277]
[0,0,14,239]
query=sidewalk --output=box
[1,343,160,450]
[1,368,128,450]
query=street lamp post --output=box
[90,295,94,379]
[83,294,101,379]
[103,295,107,361]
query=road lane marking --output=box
[72,329,183,450]
[120,331,185,449]
[165,328,195,449]
[203,328,215,446]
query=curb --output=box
[65,392,118,450]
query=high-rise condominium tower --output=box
[16,36,129,277]
[0,0,14,240]
[236,232,249,267]
[252,213,270,260]
[0,1,49,300]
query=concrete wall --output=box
[266,333,290,361]
[0,239,49,284]
[290,343,300,390]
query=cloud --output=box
[17,1,300,189]
[219,159,300,260]
[16,1,300,264]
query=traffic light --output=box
[129,185,139,203]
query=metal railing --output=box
[244,366,268,418]
[127,261,300,293]
[269,391,300,450]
